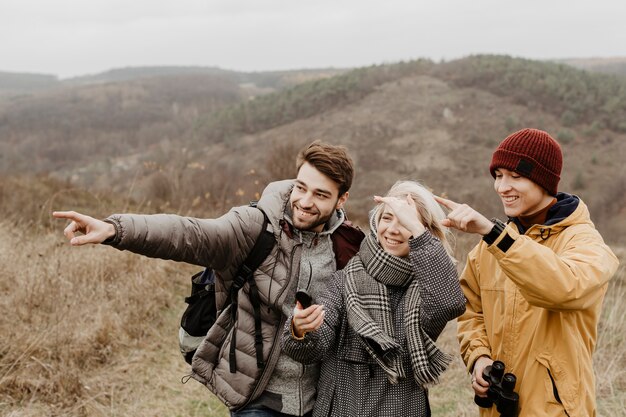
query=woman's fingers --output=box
[293,304,325,333]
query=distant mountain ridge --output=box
[0,66,349,97]
[1,55,624,242]
[65,66,349,89]
[2,56,625,96]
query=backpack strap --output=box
[229,207,275,373]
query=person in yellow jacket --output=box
[435,128,619,417]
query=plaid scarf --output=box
[344,232,452,386]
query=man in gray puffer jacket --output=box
[53,141,364,417]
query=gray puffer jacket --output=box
[105,180,361,412]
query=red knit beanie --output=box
[489,128,562,196]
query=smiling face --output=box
[494,168,554,218]
[289,162,348,232]
[376,206,414,257]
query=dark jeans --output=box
[231,406,312,417]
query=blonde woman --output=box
[281,181,465,417]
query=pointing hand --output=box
[434,196,493,235]
[52,211,116,245]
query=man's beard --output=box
[292,205,335,231]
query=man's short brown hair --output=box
[296,141,354,196]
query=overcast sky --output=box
[1,0,624,79]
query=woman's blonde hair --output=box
[373,180,455,261]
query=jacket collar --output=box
[511,193,585,236]
[544,193,580,226]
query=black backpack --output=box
[179,205,275,367]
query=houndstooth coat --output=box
[281,232,466,417]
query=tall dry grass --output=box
[0,220,623,416]
[593,247,626,415]
[0,221,228,416]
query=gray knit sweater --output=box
[249,210,345,415]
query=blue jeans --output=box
[231,407,311,417]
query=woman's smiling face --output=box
[376,206,414,257]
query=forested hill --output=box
[558,57,626,76]
[0,71,59,95]
[191,55,626,143]
[1,55,625,242]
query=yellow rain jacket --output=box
[458,195,619,417]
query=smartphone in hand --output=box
[295,290,313,309]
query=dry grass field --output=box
[0,219,623,416]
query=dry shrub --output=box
[0,175,126,232]
[263,139,303,182]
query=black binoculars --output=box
[474,360,519,417]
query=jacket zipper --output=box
[298,364,305,415]
[239,243,302,409]
[547,369,570,417]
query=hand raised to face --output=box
[374,195,426,238]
